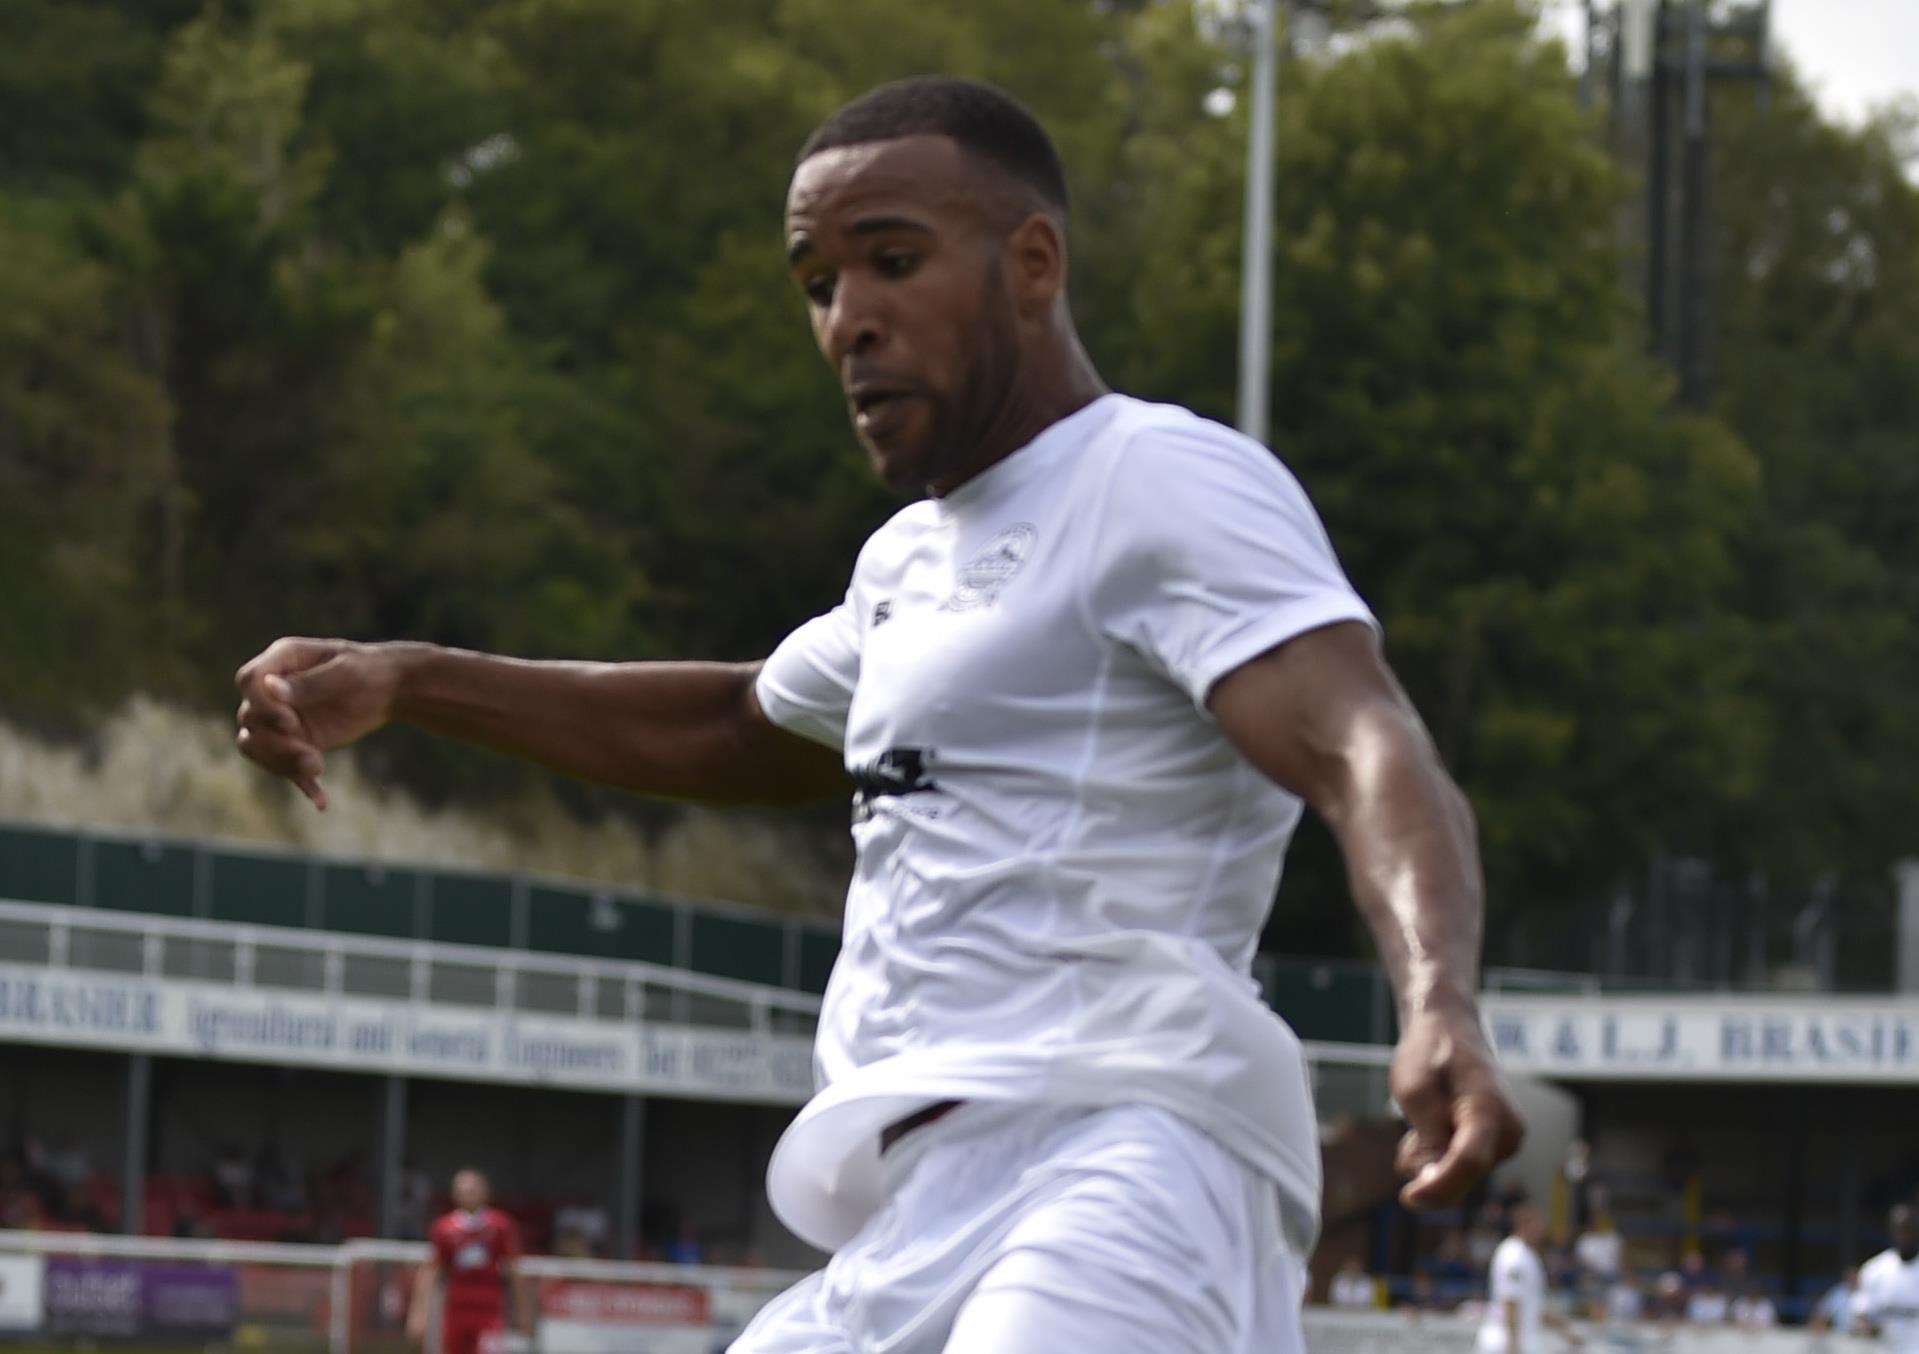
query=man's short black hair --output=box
[797,76,1069,217]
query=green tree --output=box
[1189,3,1765,949]
[0,201,175,719]
[1711,79,1919,883]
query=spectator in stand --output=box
[1467,1202,1505,1272]
[0,1157,44,1230]
[554,1202,608,1258]
[1721,1247,1751,1290]
[1603,1279,1642,1326]
[396,1162,432,1241]
[1810,1265,1861,1335]
[42,1134,93,1223]
[1730,1282,1777,1329]
[255,1141,305,1214]
[1684,1277,1729,1325]
[1562,1141,1593,1224]
[212,1143,254,1209]
[1856,1204,1919,1350]
[1329,1256,1376,1309]
[1573,1205,1623,1318]
[1404,1272,1444,1317]
[1545,1241,1580,1297]
[1430,1230,1472,1279]
[1650,1271,1687,1323]
[322,1147,376,1222]
[1676,1246,1714,1312]
[665,1219,705,1266]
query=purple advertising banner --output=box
[45,1259,141,1338]
[43,1258,237,1339]
[144,1263,238,1335]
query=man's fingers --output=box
[234,726,327,810]
[1399,1111,1511,1210]
[268,655,360,724]
[237,698,299,737]
[1395,1127,1440,1180]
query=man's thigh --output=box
[946,1246,1306,1354]
[735,1103,1307,1354]
[939,1110,1308,1354]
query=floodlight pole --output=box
[1236,0,1279,446]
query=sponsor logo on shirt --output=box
[872,599,893,626]
[941,523,1037,611]
[850,748,937,823]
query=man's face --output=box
[452,1171,486,1211]
[785,135,1026,496]
[1894,1208,1918,1257]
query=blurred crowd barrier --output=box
[1303,1309,1877,1352]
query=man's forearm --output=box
[388,644,843,805]
[1319,702,1484,1021]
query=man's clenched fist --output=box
[233,638,407,810]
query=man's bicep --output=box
[1207,620,1421,807]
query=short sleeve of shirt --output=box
[1489,1248,1529,1303]
[1087,421,1377,710]
[756,589,862,749]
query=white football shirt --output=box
[1476,1237,1546,1353]
[755,393,1376,1253]
[1860,1248,1919,1351]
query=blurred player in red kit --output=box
[406,1168,531,1353]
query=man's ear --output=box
[1006,211,1066,318]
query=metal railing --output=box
[0,817,842,993]
[0,897,820,1038]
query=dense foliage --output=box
[1,0,1912,962]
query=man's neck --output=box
[930,344,1107,498]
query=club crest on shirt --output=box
[941,522,1037,611]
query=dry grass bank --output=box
[0,698,848,918]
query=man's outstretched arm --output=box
[235,639,848,810]
[1209,619,1523,1209]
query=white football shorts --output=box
[730,1100,1308,1354]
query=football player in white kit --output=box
[1858,1205,1919,1349]
[234,77,1523,1354]
[1476,1204,1581,1353]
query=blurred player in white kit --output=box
[1858,1205,1919,1348]
[1477,1204,1581,1353]
[236,76,1523,1354]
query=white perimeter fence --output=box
[0,1232,1878,1353]
[0,1229,801,1351]
[1304,1309,1876,1353]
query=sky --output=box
[1768,0,1918,127]
[1541,0,1919,128]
